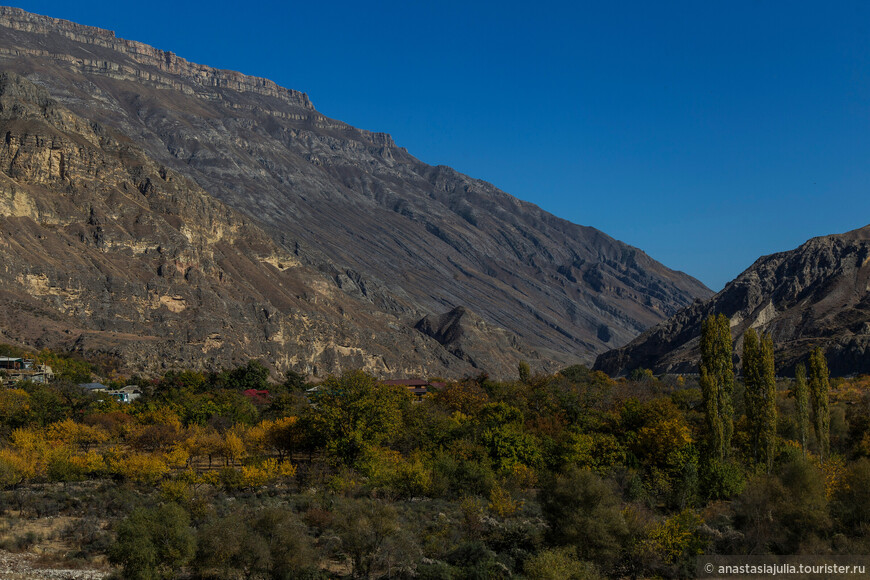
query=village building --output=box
[380,379,446,401]
[77,382,142,403]
[0,357,54,385]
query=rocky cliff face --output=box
[0,72,511,377]
[594,226,870,377]
[0,7,711,378]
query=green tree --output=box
[831,458,870,534]
[196,507,317,579]
[307,370,410,466]
[281,369,308,392]
[758,333,777,472]
[518,360,532,384]
[222,359,270,391]
[732,459,830,554]
[37,349,94,383]
[540,467,628,570]
[699,314,735,461]
[742,329,777,471]
[742,329,761,456]
[333,499,399,579]
[808,348,830,461]
[792,363,810,455]
[110,503,196,580]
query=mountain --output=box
[594,225,870,377]
[0,7,710,378]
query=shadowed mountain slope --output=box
[0,7,711,376]
[594,226,870,377]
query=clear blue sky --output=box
[9,0,870,290]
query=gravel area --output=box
[0,551,109,580]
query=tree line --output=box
[0,336,868,579]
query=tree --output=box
[757,333,777,472]
[222,359,270,391]
[732,459,830,554]
[831,458,870,534]
[518,360,532,384]
[742,329,761,456]
[307,370,410,466]
[540,467,628,570]
[808,348,830,461]
[791,363,810,455]
[742,329,777,472]
[281,369,308,392]
[0,388,32,431]
[333,499,400,579]
[699,314,735,461]
[110,503,196,580]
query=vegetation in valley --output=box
[1,330,870,578]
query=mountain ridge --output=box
[0,6,712,377]
[594,225,870,377]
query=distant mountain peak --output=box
[594,224,870,377]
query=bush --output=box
[195,507,317,580]
[524,546,602,580]
[699,459,745,500]
[332,499,400,579]
[109,503,195,580]
[1,531,39,552]
[540,468,628,570]
[61,517,112,559]
[832,458,870,534]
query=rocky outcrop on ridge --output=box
[594,226,870,377]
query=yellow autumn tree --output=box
[164,445,191,470]
[642,509,707,565]
[9,427,50,479]
[46,419,109,451]
[222,431,247,466]
[182,425,225,469]
[0,449,34,487]
[113,453,170,485]
[636,417,693,468]
[0,388,31,428]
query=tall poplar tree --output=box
[808,347,830,461]
[742,329,777,471]
[742,328,761,462]
[757,332,777,473]
[700,314,735,461]
[792,363,810,456]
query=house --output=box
[107,385,143,403]
[79,383,142,403]
[381,379,446,401]
[0,357,24,370]
[79,382,109,393]
[1,358,54,385]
